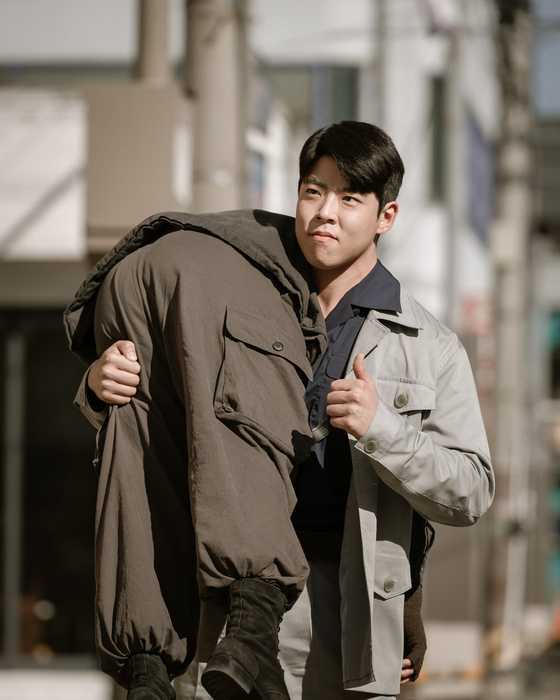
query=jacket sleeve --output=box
[73,363,108,431]
[353,345,494,526]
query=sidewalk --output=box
[0,670,112,700]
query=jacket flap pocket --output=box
[374,552,411,600]
[226,307,312,380]
[376,377,436,413]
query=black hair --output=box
[298,121,405,213]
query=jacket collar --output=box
[370,285,423,330]
[346,286,423,373]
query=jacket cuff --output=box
[354,399,402,460]
[74,363,108,431]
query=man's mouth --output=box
[311,230,335,240]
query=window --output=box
[550,310,560,399]
[0,310,97,665]
[263,65,358,133]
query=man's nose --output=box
[316,194,337,222]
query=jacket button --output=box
[364,440,378,454]
[272,342,284,352]
[384,578,395,593]
[394,394,408,408]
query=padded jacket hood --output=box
[64,209,326,366]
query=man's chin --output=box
[304,256,338,272]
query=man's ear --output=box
[376,201,399,237]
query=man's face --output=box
[295,156,394,282]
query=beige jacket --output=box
[339,285,493,695]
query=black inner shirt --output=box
[291,260,401,534]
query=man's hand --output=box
[88,340,140,405]
[401,658,414,685]
[325,353,378,438]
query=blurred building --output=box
[529,0,560,651]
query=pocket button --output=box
[394,394,408,408]
[272,342,284,352]
[384,577,396,593]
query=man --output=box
[67,121,494,700]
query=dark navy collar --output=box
[325,260,401,331]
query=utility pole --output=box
[186,0,248,212]
[375,0,387,130]
[443,26,461,331]
[487,0,533,675]
[136,0,172,83]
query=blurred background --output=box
[0,0,559,698]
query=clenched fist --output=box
[326,353,378,438]
[88,340,141,405]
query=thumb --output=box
[115,339,137,362]
[353,353,373,383]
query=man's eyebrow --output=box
[303,176,326,189]
[303,176,356,194]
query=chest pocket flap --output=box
[376,376,436,413]
[216,306,313,463]
[226,307,312,380]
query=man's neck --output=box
[314,257,378,318]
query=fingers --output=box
[328,378,359,393]
[325,393,367,423]
[353,353,374,383]
[325,355,378,438]
[400,659,414,685]
[88,365,138,404]
[326,402,352,417]
[326,399,368,420]
[102,374,139,393]
[114,339,138,362]
[326,384,372,407]
[96,383,135,405]
[102,362,141,386]
[328,354,373,394]
[88,341,141,405]
[104,343,141,376]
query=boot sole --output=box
[201,654,265,700]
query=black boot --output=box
[123,653,176,700]
[201,578,290,700]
